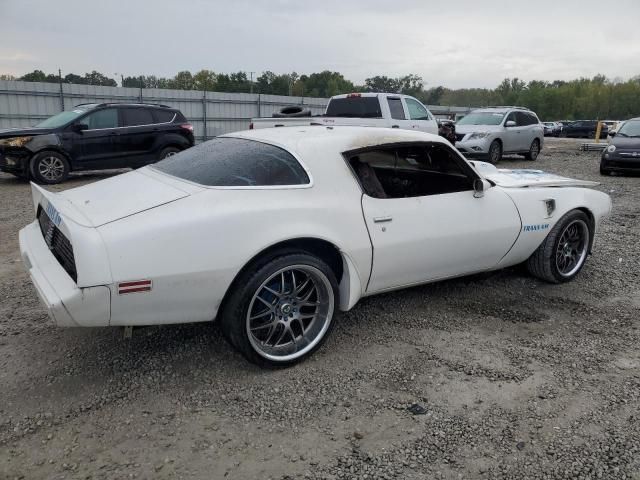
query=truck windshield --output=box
[325,97,382,118]
[457,112,505,126]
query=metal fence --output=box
[0,80,473,141]
[0,80,329,142]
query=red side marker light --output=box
[118,280,152,295]
[180,123,194,132]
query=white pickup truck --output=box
[250,92,438,134]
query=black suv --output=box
[562,120,608,139]
[0,103,194,184]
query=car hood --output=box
[610,136,640,149]
[0,127,55,138]
[455,124,503,135]
[31,169,202,228]
[470,161,599,188]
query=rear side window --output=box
[387,98,406,120]
[153,109,177,123]
[82,108,119,129]
[153,137,310,187]
[325,97,382,118]
[122,108,154,127]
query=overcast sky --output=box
[1,0,639,90]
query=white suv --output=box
[454,107,544,163]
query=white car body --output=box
[250,93,438,135]
[19,127,611,331]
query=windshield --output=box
[35,108,91,128]
[457,112,505,126]
[616,120,640,137]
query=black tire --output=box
[526,210,591,284]
[219,250,339,367]
[30,151,69,185]
[524,139,541,160]
[487,140,502,164]
[158,146,181,160]
[272,107,312,118]
[600,164,611,176]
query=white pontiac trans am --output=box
[19,126,611,366]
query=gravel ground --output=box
[1,138,639,480]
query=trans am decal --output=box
[523,223,550,232]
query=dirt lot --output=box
[0,138,639,480]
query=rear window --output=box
[122,108,154,127]
[325,97,382,118]
[153,109,177,123]
[152,137,310,187]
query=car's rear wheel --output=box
[219,251,339,367]
[30,151,69,184]
[158,146,181,160]
[600,164,612,176]
[487,140,502,164]
[524,139,540,160]
[526,210,591,283]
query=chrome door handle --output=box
[373,216,393,223]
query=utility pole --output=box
[249,71,255,94]
[58,69,64,111]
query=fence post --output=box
[202,91,207,142]
[257,93,261,118]
[58,69,64,111]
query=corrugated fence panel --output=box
[0,80,471,136]
[0,80,330,140]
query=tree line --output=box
[3,69,640,121]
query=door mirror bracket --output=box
[473,178,485,198]
[72,123,88,133]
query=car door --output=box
[385,97,412,130]
[68,107,121,169]
[517,112,537,150]
[353,143,521,293]
[502,112,522,152]
[117,107,158,166]
[403,97,438,134]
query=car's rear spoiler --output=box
[30,183,93,227]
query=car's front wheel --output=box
[30,151,69,184]
[524,139,540,160]
[526,210,591,283]
[219,251,339,367]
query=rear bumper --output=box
[19,221,111,327]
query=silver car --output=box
[455,107,544,164]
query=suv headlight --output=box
[0,136,33,147]
[606,144,616,153]
[468,132,492,140]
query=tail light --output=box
[180,123,194,133]
[347,93,362,98]
[249,122,254,130]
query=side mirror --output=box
[473,178,485,198]
[609,131,616,138]
[72,123,88,133]
[505,120,516,128]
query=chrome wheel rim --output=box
[530,141,540,160]
[489,143,500,163]
[38,156,64,181]
[246,265,334,362]
[555,219,589,277]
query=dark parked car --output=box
[0,103,194,184]
[562,120,608,139]
[600,117,640,175]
